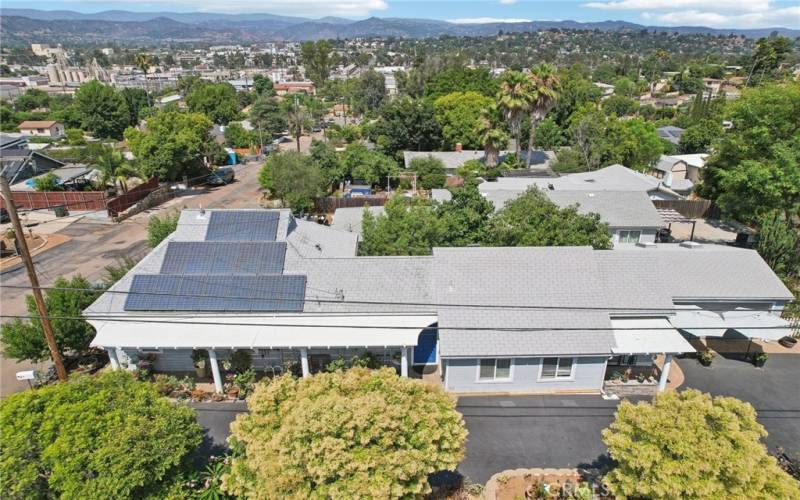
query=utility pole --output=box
[0,175,67,381]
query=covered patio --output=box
[90,314,437,393]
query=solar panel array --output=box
[124,274,307,312]
[160,242,286,275]
[205,211,280,241]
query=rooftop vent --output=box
[197,205,206,219]
[636,241,657,248]
[679,241,703,249]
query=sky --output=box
[4,0,799,29]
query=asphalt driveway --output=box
[679,352,800,459]
[455,395,634,484]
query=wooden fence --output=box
[0,190,107,211]
[652,199,722,220]
[313,196,388,214]
[106,177,160,217]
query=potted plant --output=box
[191,349,209,378]
[752,352,769,367]
[698,349,715,366]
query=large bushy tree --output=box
[125,110,224,180]
[360,196,449,256]
[481,188,611,249]
[74,80,129,139]
[368,96,441,159]
[223,368,467,498]
[602,390,800,499]
[258,151,325,213]
[1,371,202,499]
[300,40,336,87]
[185,81,239,125]
[1,275,100,363]
[424,66,499,99]
[433,91,494,150]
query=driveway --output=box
[455,395,636,484]
[0,163,263,396]
[679,353,800,459]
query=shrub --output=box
[0,371,202,498]
[223,367,467,498]
[698,349,715,366]
[228,349,252,374]
[146,212,179,248]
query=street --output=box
[0,163,263,396]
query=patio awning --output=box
[89,315,437,349]
[611,318,696,355]
[669,307,791,341]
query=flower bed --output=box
[484,468,596,500]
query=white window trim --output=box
[537,357,578,382]
[474,358,514,383]
[617,230,642,244]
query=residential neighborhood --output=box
[1,3,799,499]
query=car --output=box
[206,167,235,186]
[312,125,322,132]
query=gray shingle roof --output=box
[330,206,385,236]
[544,190,665,229]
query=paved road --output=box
[0,164,263,396]
[679,352,800,459]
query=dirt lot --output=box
[0,163,263,397]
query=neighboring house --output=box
[12,164,94,191]
[593,82,615,98]
[331,206,385,236]
[651,154,708,187]
[656,125,685,145]
[87,209,794,396]
[431,189,453,202]
[0,148,65,185]
[544,190,665,245]
[273,81,315,96]
[0,133,27,151]
[479,164,684,205]
[17,120,65,139]
[403,149,556,175]
[157,94,182,108]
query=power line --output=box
[0,313,792,332]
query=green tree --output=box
[497,70,531,156]
[551,68,602,128]
[592,63,617,83]
[309,139,342,186]
[186,82,239,125]
[700,83,800,223]
[224,122,253,148]
[74,80,129,139]
[525,63,560,167]
[31,172,62,191]
[252,74,275,96]
[424,66,499,99]
[1,371,202,499]
[249,96,287,138]
[679,118,723,154]
[92,144,137,192]
[434,91,494,150]
[353,70,386,114]
[438,183,494,246]
[146,212,179,248]
[14,88,50,111]
[534,117,563,150]
[368,96,441,159]
[121,87,150,127]
[477,109,510,168]
[481,188,611,249]
[601,95,640,117]
[1,276,100,363]
[360,196,449,256]
[125,110,223,180]
[409,155,446,190]
[338,143,398,186]
[286,105,312,153]
[755,211,800,279]
[258,151,325,213]
[300,40,336,87]
[602,390,800,500]
[604,117,665,171]
[223,368,466,498]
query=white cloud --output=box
[65,0,388,17]
[499,0,519,5]
[583,0,799,28]
[449,17,532,24]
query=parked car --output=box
[206,167,235,186]
[312,125,322,133]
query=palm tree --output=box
[93,146,137,193]
[135,53,153,110]
[497,70,530,157]
[476,109,510,169]
[286,106,312,152]
[525,64,560,168]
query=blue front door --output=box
[413,325,437,365]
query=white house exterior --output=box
[86,209,794,395]
[17,120,65,139]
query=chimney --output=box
[455,143,462,153]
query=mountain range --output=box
[1,8,797,46]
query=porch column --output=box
[400,347,409,377]
[658,353,673,392]
[208,349,223,394]
[106,347,120,370]
[300,348,310,378]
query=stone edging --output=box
[483,467,582,499]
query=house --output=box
[593,82,615,98]
[273,81,315,96]
[651,154,708,187]
[17,121,65,139]
[656,125,685,145]
[403,148,556,175]
[87,209,794,395]
[0,148,65,185]
[331,206,385,236]
[0,133,27,151]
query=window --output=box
[478,358,512,381]
[539,357,575,380]
[608,355,637,366]
[618,230,641,244]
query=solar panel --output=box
[160,242,286,275]
[124,274,306,312]
[205,211,280,241]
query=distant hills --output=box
[1,8,797,45]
